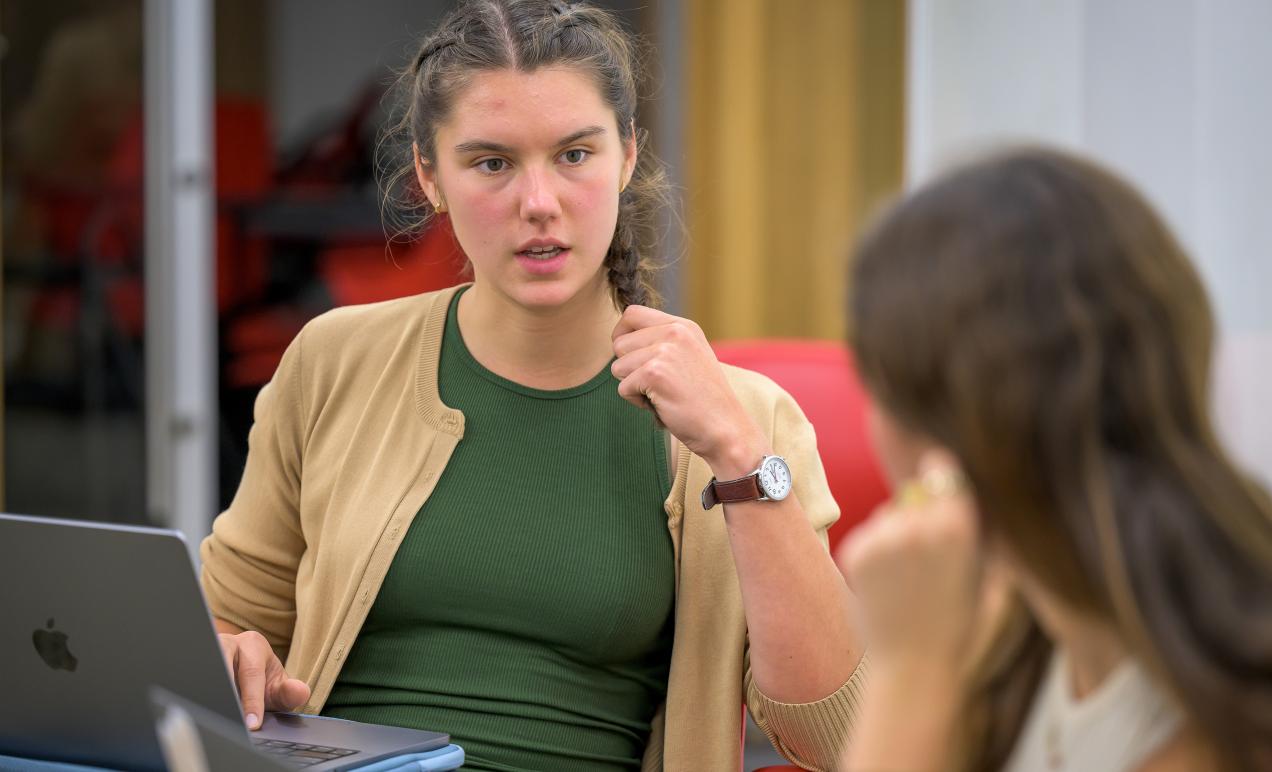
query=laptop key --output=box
[246,736,359,763]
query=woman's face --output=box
[418,66,636,312]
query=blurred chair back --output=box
[712,339,890,549]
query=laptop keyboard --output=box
[252,738,360,767]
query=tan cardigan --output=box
[200,285,866,771]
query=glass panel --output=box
[216,1,655,511]
[2,0,147,524]
[0,0,662,524]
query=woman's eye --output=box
[478,158,506,173]
[561,149,589,165]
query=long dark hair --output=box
[849,147,1272,770]
[379,0,672,308]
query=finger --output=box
[916,447,962,476]
[922,474,979,539]
[838,523,871,590]
[839,509,893,586]
[616,365,656,412]
[216,634,238,680]
[892,479,929,512]
[611,304,673,341]
[263,653,307,712]
[612,323,678,358]
[842,500,898,560]
[233,635,270,729]
[922,493,986,600]
[610,344,662,380]
[618,355,683,408]
[915,449,969,499]
[268,676,312,713]
[615,364,672,427]
[892,450,972,519]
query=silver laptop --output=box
[152,686,292,772]
[0,513,450,771]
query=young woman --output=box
[840,148,1272,771]
[201,2,865,770]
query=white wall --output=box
[908,0,1272,486]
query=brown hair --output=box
[849,147,1272,770]
[379,0,671,308]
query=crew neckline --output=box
[444,286,615,400]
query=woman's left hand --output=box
[611,305,764,470]
[839,450,985,671]
[835,453,989,772]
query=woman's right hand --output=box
[216,630,311,730]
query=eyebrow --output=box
[452,125,608,155]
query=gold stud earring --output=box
[435,200,448,214]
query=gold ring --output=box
[895,479,930,509]
[893,466,967,510]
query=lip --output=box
[515,247,570,276]
[516,237,568,253]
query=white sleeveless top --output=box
[1003,650,1183,772]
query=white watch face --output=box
[758,456,792,501]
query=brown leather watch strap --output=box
[700,473,762,510]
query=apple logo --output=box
[32,618,78,672]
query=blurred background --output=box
[2,0,1269,576]
[4,1,1269,768]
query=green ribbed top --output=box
[323,289,674,771]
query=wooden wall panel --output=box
[685,0,905,341]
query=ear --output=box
[620,119,638,190]
[413,143,442,208]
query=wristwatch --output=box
[700,455,793,509]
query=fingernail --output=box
[245,713,259,729]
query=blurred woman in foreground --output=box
[840,148,1272,771]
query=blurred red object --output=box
[74,97,275,330]
[318,216,468,308]
[711,340,891,549]
[224,218,468,389]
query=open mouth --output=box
[518,245,566,259]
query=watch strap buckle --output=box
[700,474,764,510]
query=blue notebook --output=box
[0,745,465,772]
[0,688,466,772]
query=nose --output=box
[518,165,562,224]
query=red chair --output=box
[712,339,890,551]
